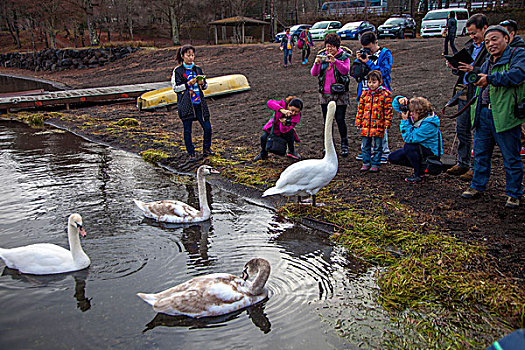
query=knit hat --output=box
[484,25,510,39]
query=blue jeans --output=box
[283,48,292,65]
[362,136,383,167]
[182,103,212,156]
[471,107,523,198]
[456,99,472,168]
[388,143,433,177]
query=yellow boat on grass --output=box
[137,74,251,111]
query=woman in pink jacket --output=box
[254,96,303,161]
[311,33,352,157]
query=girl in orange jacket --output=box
[355,70,393,172]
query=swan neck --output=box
[196,169,210,217]
[68,225,86,260]
[250,264,271,295]
[323,112,337,162]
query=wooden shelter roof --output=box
[208,16,270,26]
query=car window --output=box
[423,12,449,20]
[385,18,405,25]
[312,22,329,29]
[342,22,361,29]
[457,11,468,20]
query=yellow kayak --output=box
[137,74,251,110]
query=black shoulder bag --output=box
[420,131,443,176]
[265,114,288,156]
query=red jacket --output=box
[355,87,393,138]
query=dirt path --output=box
[1,37,523,286]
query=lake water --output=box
[0,120,393,349]
[0,75,61,94]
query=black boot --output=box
[341,138,349,157]
[254,151,268,161]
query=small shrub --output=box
[140,149,168,163]
[115,118,140,127]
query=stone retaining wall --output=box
[0,47,140,71]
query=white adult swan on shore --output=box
[133,165,219,223]
[0,214,90,275]
[262,101,338,206]
[137,258,271,318]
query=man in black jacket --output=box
[500,19,525,48]
[446,14,489,181]
[443,11,458,56]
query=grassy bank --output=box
[6,111,524,348]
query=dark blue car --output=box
[336,21,376,40]
[274,24,312,43]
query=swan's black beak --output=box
[242,267,249,281]
[210,168,221,175]
[76,223,87,237]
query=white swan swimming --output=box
[0,214,90,275]
[262,101,338,206]
[137,258,271,318]
[133,165,219,223]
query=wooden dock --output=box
[0,82,171,112]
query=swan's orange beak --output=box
[211,168,221,175]
[77,224,87,237]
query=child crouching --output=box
[355,70,393,172]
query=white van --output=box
[420,8,469,37]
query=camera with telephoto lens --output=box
[399,102,410,113]
[465,71,481,84]
[358,48,371,60]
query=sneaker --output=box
[203,149,215,157]
[286,151,301,160]
[462,187,481,199]
[302,60,306,65]
[360,165,370,172]
[505,196,520,208]
[284,64,287,68]
[459,169,473,182]
[254,151,268,161]
[369,166,380,173]
[305,59,308,63]
[355,154,363,160]
[447,164,469,176]
[405,175,423,184]
[380,157,388,164]
[341,142,349,157]
[520,147,525,157]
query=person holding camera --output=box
[443,11,458,56]
[311,33,352,157]
[461,25,525,209]
[446,14,489,181]
[355,70,392,173]
[500,19,525,157]
[254,96,303,161]
[172,44,212,162]
[280,28,295,68]
[354,31,393,163]
[388,96,442,184]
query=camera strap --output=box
[442,87,477,119]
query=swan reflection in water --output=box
[143,298,271,334]
[1,267,92,312]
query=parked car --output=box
[420,8,469,37]
[336,21,376,40]
[310,21,342,41]
[274,24,312,43]
[377,14,416,39]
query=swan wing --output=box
[139,273,260,317]
[268,159,338,196]
[135,200,201,222]
[0,244,74,274]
